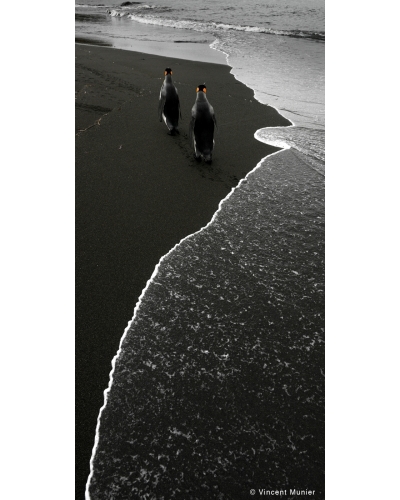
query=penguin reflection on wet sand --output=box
[158,67,181,135]
[189,84,217,164]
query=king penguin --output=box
[158,67,181,135]
[189,84,217,163]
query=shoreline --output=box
[86,144,290,497]
[76,43,292,497]
[75,34,227,65]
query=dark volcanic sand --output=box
[76,43,291,498]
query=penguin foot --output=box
[194,154,202,162]
[167,130,176,136]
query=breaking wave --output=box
[105,9,324,41]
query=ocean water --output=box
[77,1,325,497]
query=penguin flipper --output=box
[213,113,218,130]
[189,116,195,145]
[158,92,166,122]
[178,95,183,121]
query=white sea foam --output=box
[125,13,211,34]
[256,129,294,150]
[107,9,129,17]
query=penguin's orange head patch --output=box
[164,68,172,75]
[196,84,207,93]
